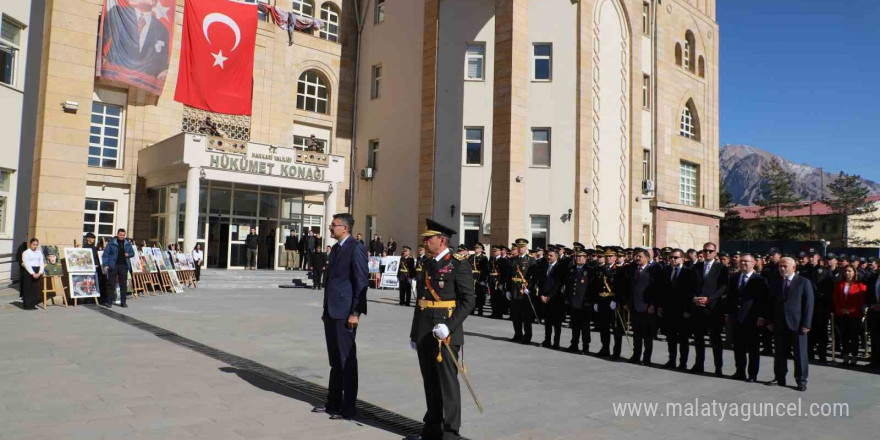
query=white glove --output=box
[593,304,599,313]
[610,301,617,311]
[479,281,487,287]
[506,291,511,300]
[410,341,417,351]
[524,288,530,296]
[432,324,450,340]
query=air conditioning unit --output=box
[360,168,373,180]
[482,222,491,235]
[642,179,655,192]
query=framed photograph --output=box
[64,248,96,273]
[168,270,184,293]
[368,256,381,274]
[69,273,100,298]
[151,248,168,271]
[130,256,143,273]
[162,251,174,271]
[186,255,195,270]
[176,253,189,270]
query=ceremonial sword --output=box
[442,340,484,413]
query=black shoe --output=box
[566,345,579,353]
[552,344,560,350]
[796,382,807,392]
[311,406,337,415]
[689,365,704,374]
[403,436,425,440]
[627,356,640,364]
[663,360,676,369]
[581,349,590,355]
[746,378,757,383]
[677,362,688,370]
[510,337,522,343]
[714,368,724,377]
[120,304,128,308]
[767,379,786,387]
[541,341,551,348]
[329,414,353,420]
[731,372,746,380]
[610,353,621,361]
[597,348,610,357]
[641,359,652,366]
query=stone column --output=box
[183,167,200,252]
[491,0,529,245]
[323,184,338,245]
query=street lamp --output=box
[820,238,830,256]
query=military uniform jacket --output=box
[470,253,490,284]
[410,250,476,346]
[490,256,508,291]
[398,256,415,281]
[589,264,620,304]
[507,255,537,300]
[567,265,592,309]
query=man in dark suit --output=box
[763,257,814,391]
[312,214,368,419]
[725,253,769,382]
[369,234,384,256]
[689,242,729,376]
[407,219,475,440]
[312,247,327,290]
[865,271,880,368]
[284,232,299,270]
[624,249,662,365]
[398,246,415,306]
[488,245,509,318]
[101,0,171,78]
[539,248,567,349]
[567,250,592,354]
[658,249,697,369]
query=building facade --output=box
[352,0,721,250]
[23,0,357,270]
[0,0,34,282]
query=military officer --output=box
[506,238,538,344]
[488,245,509,318]
[470,243,490,316]
[407,219,475,440]
[591,247,624,359]
[399,246,416,306]
[567,250,593,354]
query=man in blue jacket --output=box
[312,213,368,420]
[101,228,135,308]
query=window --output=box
[531,128,551,167]
[464,127,483,165]
[0,170,11,234]
[296,71,329,113]
[679,161,698,207]
[293,135,328,153]
[674,43,682,66]
[642,2,650,35]
[319,3,339,42]
[366,215,376,238]
[368,139,379,170]
[370,64,382,99]
[89,102,123,168]
[642,149,651,181]
[463,215,480,248]
[465,43,485,80]
[1,17,23,87]
[698,55,705,78]
[680,99,700,140]
[374,0,385,24]
[256,1,269,21]
[530,216,549,250]
[292,0,314,17]
[642,224,652,247]
[642,75,650,108]
[83,199,116,243]
[684,30,696,72]
[533,43,552,80]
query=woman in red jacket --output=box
[833,266,867,366]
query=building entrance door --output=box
[207,216,229,268]
[257,220,279,269]
[229,223,250,269]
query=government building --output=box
[16,0,721,274]
[352,0,721,250]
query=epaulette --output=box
[453,253,468,261]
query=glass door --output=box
[228,222,250,269]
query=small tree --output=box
[719,179,746,240]
[754,159,809,240]
[826,172,879,247]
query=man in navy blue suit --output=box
[312,213,368,419]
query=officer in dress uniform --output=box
[506,238,538,344]
[488,245,508,318]
[407,219,475,440]
[591,247,624,359]
[567,250,593,354]
[470,243,490,316]
[399,246,416,306]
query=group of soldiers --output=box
[396,240,880,376]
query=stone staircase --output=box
[197,268,313,289]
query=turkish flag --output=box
[174,0,257,115]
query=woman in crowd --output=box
[386,237,397,256]
[833,265,867,366]
[192,243,204,281]
[20,238,45,310]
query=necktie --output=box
[784,277,791,297]
[672,267,680,282]
[740,275,747,290]
[704,262,711,278]
[138,15,146,38]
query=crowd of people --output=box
[390,240,879,391]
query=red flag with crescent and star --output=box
[174,0,257,115]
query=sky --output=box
[717,0,880,181]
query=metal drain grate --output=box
[88,305,461,438]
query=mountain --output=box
[720,144,880,206]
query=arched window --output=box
[319,3,340,42]
[698,55,705,78]
[684,30,696,73]
[297,71,329,114]
[292,0,315,17]
[680,99,701,141]
[675,43,682,66]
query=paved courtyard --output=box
[1,272,878,440]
